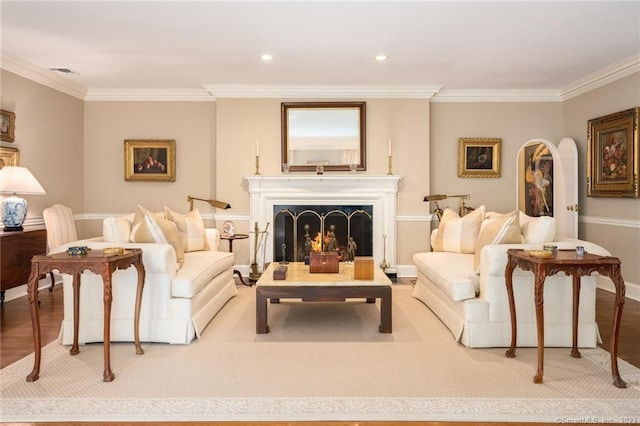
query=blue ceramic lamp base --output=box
[2,195,28,232]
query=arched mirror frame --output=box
[281,101,366,172]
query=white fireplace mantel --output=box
[245,175,402,271]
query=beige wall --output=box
[3,69,638,284]
[563,72,640,285]
[215,98,432,266]
[0,70,84,228]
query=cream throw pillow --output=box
[432,205,485,254]
[164,207,210,252]
[473,210,522,272]
[130,205,184,266]
[520,213,556,243]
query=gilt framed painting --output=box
[457,138,501,178]
[0,146,19,169]
[587,107,639,198]
[124,139,176,182]
[1,110,16,142]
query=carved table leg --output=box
[133,260,146,355]
[70,273,81,356]
[533,265,546,384]
[609,264,627,388]
[571,273,582,358]
[102,269,115,382]
[505,257,517,358]
[26,265,41,382]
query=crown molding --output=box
[559,53,640,101]
[0,51,87,100]
[431,89,562,103]
[203,84,443,99]
[84,89,215,102]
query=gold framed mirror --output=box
[281,101,366,172]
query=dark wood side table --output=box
[0,227,47,304]
[220,233,251,286]
[505,248,627,388]
[26,248,146,383]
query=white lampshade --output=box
[0,166,46,231]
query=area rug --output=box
[1,285,639,422]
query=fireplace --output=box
[273,204,373,262]
[245,175,401,271]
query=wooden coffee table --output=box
[256,262,392,334]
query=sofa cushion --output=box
[103,214,134,243]
[432,205,485,254]
[520,213,555,243]
[413,252,476,301]
[130,205,185,266]
[473,210,522,272]
[164,207,210,252]
[172,250,235,298]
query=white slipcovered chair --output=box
[42,204,78,291]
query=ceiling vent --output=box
[49,67,77,74]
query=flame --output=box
[311,232,322,252]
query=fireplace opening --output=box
[273,204,373,263]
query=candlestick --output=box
[255,155,260,175]
[387,155,393,175]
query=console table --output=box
[26,249,145,382]
[505,248,627,388]
[0,227,47,304]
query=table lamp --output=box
[0,166,46,231]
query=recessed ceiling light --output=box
[261,54,273,61]
[374,55,389,62]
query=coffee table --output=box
[256,262,392,334]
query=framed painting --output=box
[457,138,501,178]
[124,139,176,182]
[1,110,16,142]
[519,140,554,217]
[0,146,19,169]
[587,107,639,198]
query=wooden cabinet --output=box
[0,227,47,303]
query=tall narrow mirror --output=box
[281,102,366,172]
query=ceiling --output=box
[1,1,639,99]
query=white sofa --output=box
[55,207,237,345]
[412,207,610,348]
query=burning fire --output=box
[311,232,323,252]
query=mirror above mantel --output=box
[281,101,366,172]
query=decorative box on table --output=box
[309,252,339,273]
[354,257,374,280]
[273,264,288,280]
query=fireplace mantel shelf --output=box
[245,175,403,192]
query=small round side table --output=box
[220,234,251,286]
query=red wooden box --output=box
[309,252,339,273]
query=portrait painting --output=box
[124,139,176,182]
[523,142,554,217]
[1,110,16,142]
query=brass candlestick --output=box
[255,155,261,175]
[387,155,393,175]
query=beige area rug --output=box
[1,285,639,422]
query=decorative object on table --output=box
[187,195,231,211]
[379,234,389,271]
[273,264,287,280]
[249,221,270,282]
[309,252,339,273]
[0,166,46,231]
[222,220,235,237]
[103,247,125,255]
[315,164,324,175]
[67,246,89,256]
[354,256,374,280]
[528,250,553,258]
[576,246,586,257]
[458,138,502,178]
[587,107,639,198]
[124,139,176,182]
[0,146,19,169]
[1,110,16,142]
[543,245,558,257]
